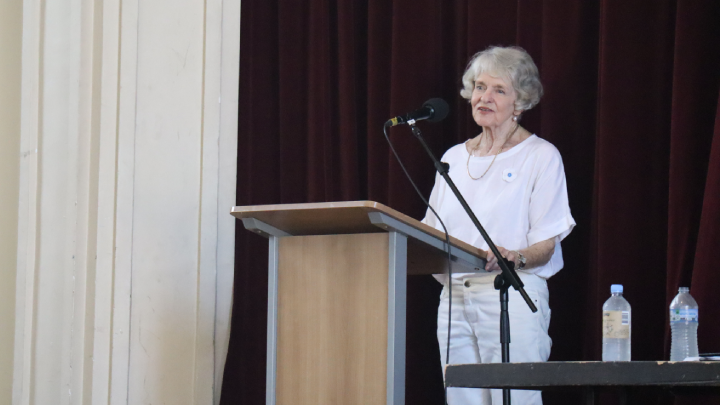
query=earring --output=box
[512,116,518,121]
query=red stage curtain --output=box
[222,1,720,404]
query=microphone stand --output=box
[407,122,537,405]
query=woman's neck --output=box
[468,121,529,157]
[483,120,519,148]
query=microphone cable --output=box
[382,122,454,405]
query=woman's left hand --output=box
[485,246,518,271]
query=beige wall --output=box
[10,0,239,403]
[0,0,23,403]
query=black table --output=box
[445,361,720,404]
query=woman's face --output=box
[471,72,518,129]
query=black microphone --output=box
[386,98,450,127]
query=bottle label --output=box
[670,308,698,322]
[603,310,630,339]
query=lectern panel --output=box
[277,233,390,405]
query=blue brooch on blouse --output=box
[503,168,518,182]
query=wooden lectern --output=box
[231,201,487,405]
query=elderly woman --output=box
[422,46,575,404]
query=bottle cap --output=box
[678,287,689,293]
[610,284,623,293]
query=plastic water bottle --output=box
[670,287,699,361]
[602,284,631,361]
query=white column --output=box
[0,0,23,403]
[12,0,240,404]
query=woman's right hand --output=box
[485,246,517,271]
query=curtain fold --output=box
[590,0,676,365]
[692,90,720,354]
[666,4,720,401]
[223,1,720,404]
[666,0,720,308]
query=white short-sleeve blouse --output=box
[422,134,576,280]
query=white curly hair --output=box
[460,46,543,113]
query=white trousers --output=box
[438,272,552,405]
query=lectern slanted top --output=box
[232,201,487,405]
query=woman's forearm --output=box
[515,237,555,270]
[484,237,557,271]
